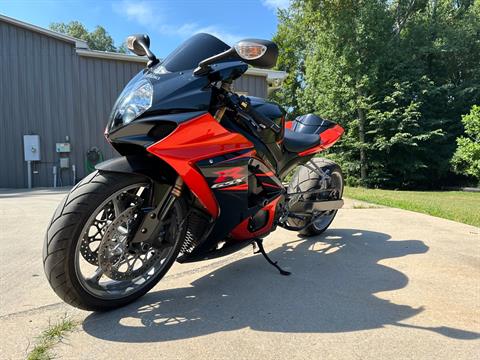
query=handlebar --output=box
[224,92,281,134]
[247,103,281,133]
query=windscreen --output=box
[160,33,231,72]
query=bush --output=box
[451,105,480,185]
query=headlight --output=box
[108,79,153,131]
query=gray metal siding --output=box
[234,75,267,98]
[0,20,144,188]
[0,18,269,188]
[0,21,80,188]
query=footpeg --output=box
[253,239,291,276]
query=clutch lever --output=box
[237,111,262,132]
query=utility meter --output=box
[56,143,71,153]
[23,135,41,161]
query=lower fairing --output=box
[179,152,285,262]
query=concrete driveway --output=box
[0,188,479,359]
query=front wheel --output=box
[43,171,187,311]
[287,158,343,236]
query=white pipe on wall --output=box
[53,166,57,188]
[72,165,76,185]
[27,161,32,189]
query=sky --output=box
[0,0,289,57]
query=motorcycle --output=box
[43,33,345,311]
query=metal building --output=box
[0,14,286,188]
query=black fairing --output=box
[161,33,231,72]
[143,62,248,115]
[106,33,250,135]
[249,97,286,143]
[220,113,310,180]
[182,155,283,261]
[95,154,177,184]
[106,111,207,151]
[291,114,337,134]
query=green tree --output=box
[451,105,480,183]
[117,41,129,54]
[49,21,121,52]
[271,4,306,118]
[272,0,480,188]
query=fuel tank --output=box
[249,97,286,143]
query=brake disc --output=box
[80,193,144,266]
[80,203,115,266]
[97,207,163,281]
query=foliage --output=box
[49,21,125,52]
[451,105,480,182]
[27,316,77,360]
[272,0,480,188]
[345,186,480,227]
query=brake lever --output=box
[238,112,262,132]
[237,95,281,134]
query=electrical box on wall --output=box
[23,135,41,161]
[56,142,71,153]
[59,158,70,168]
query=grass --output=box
[27,316,77,360]
[344,186,480,227]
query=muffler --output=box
[288,199,344,214]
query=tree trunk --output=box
[357,107,367,184]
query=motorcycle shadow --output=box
[82,228,479,342]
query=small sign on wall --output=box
[56,142,71,153]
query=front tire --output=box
[287,158,343,236]
[43,171,187,311]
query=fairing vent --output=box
[180,210,210,255]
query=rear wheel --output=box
[287,158,343,236]
[43,171,187,311]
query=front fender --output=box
[95,154,177,184]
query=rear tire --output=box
[287,158,343,236]
[43,171,187,311]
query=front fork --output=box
[130,177,184,245]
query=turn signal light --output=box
[235,41,267,60]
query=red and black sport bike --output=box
[44,33,344,311]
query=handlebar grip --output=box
[248,107,281,134]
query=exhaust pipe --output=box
[288,199,344,214]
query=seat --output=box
[283,129,321,153]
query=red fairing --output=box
[298,124,344,156]
[214,167,244,183]
[230,195,282,240]
[146,113,254,218]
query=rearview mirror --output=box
[127,34,150,56]
[127,34,159,68]
[194,38,278,76]
[234,39,278,68]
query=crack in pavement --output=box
[0,249,251,320]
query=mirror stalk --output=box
[127,34,159,68]
[143,47,159,68]
[193,47,236,76]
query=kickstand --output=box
[253,239,291,276]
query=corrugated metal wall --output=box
[0,19,268,188]
[234,74,267,98]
